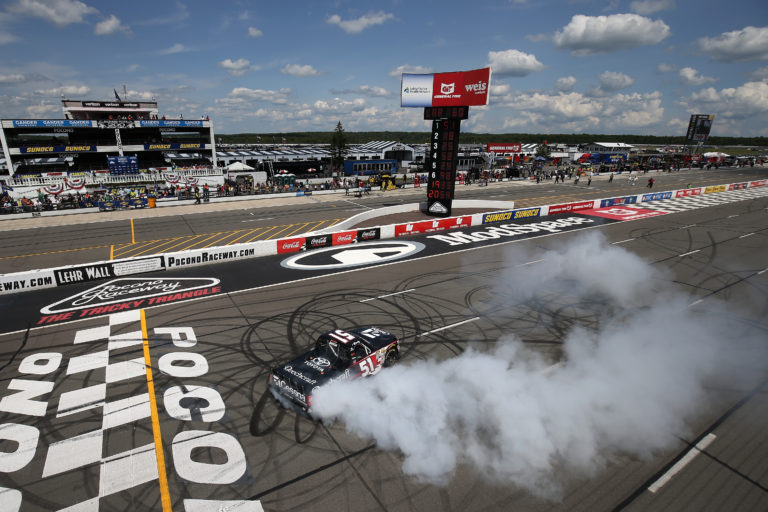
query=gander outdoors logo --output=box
[38,278,221,325]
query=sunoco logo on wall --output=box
[38,278,221,322]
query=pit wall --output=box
[1,179,765,295]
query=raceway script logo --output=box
[38,278,221,323]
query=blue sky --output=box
[1,0,767,137]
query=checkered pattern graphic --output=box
[628,186,768,213]
[42,310,161,511]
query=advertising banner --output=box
[675,188,702,198]
[704,185,727,194]
[0,270,56,294]
[600,196,638,207]
[332,231,357,246]
[143,143,206,150]
[11,120,94,128]
[548,201,595,214]
[276,237,306,254]
[138,120,204,128]
[641,191,673,202]
[750,180,767,187]
[394,216,472,237]
[482,208,541,224]
[20,145,96,154]
[401,67,491,107]
[306,234,332,251]
[685,114,714,143]
[356,228,381,242]
[728,183,749,191]
[486,143,521,153]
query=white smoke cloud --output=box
[312,231,751,496]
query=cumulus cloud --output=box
[330,85,391,97]
[281,64,320,77]
[685,81,768,119]
[697,26,768,61]
[6,0,98,26]
[488,49,545,77]
[35,84,90,96]
[597,71,634,91]
[630,0,675,15]
[218,58,256,76]
[247,26,262,38]
[0,72,50,85]
[94,14,130,35]
[554,14,670,55]
[656,62,678,73]
[496,88,663,131]
[313,97,367,113]
[555,76,577,92]
[225,87,291,104]
[749,65,768,81]
[389,64,433,77]
[679,67,717,86]
[26,101,59,117]
[313,232,753,491]
[158,43,187,55]
[326,11,393,34]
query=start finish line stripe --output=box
[141,309,173,511]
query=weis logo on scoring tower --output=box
[465,81,487,92]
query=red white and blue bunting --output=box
[43,183,65,195]
[64,177,86,190]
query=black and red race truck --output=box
[268,327,400,415]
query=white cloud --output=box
[0,73,27,85]
[685,81,768,119]
[218,58,256,76]
[6,0,98,26]
[554,14,670,56]
[630,0,675,15]
[656,62,677,73]
[330,85,391,97]
[125,89,155,101]
[281,64,319,77]
[313,97,367,114]
[598,71,634,91]
[389,64,433,77]
[94,14,130,36]
[555,76,577,92]
[26,101,58,117]
[491,83,511,96]
[326,11,393,34]
[35,84,90,96]
[497,89,664,130]
[247,26,262,38]
[225,87,291,104]
[679,67,717,86]
[749,66,768,81]
[697,26,768,62]
[488,49,545,77]
[158,43,187,55]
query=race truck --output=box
[268,327,400,415]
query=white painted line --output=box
[758,268,768,275]
[727,215,739,218]
[679,250,700,257]
[520,259,544,266]
[679,224,696,229]
[612,238,635,244]
[241,217,275,222]
[688,299,703,308]
[738,233,754,239]
[359,288,416,303]
[418,316,480,337]
[648,433,717,493]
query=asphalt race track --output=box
[0,171,767,511]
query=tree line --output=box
[220,131,768,147]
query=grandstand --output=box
[0,96,219,196]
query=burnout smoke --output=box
[311,231,740,495]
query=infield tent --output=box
[226,161,254,171]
